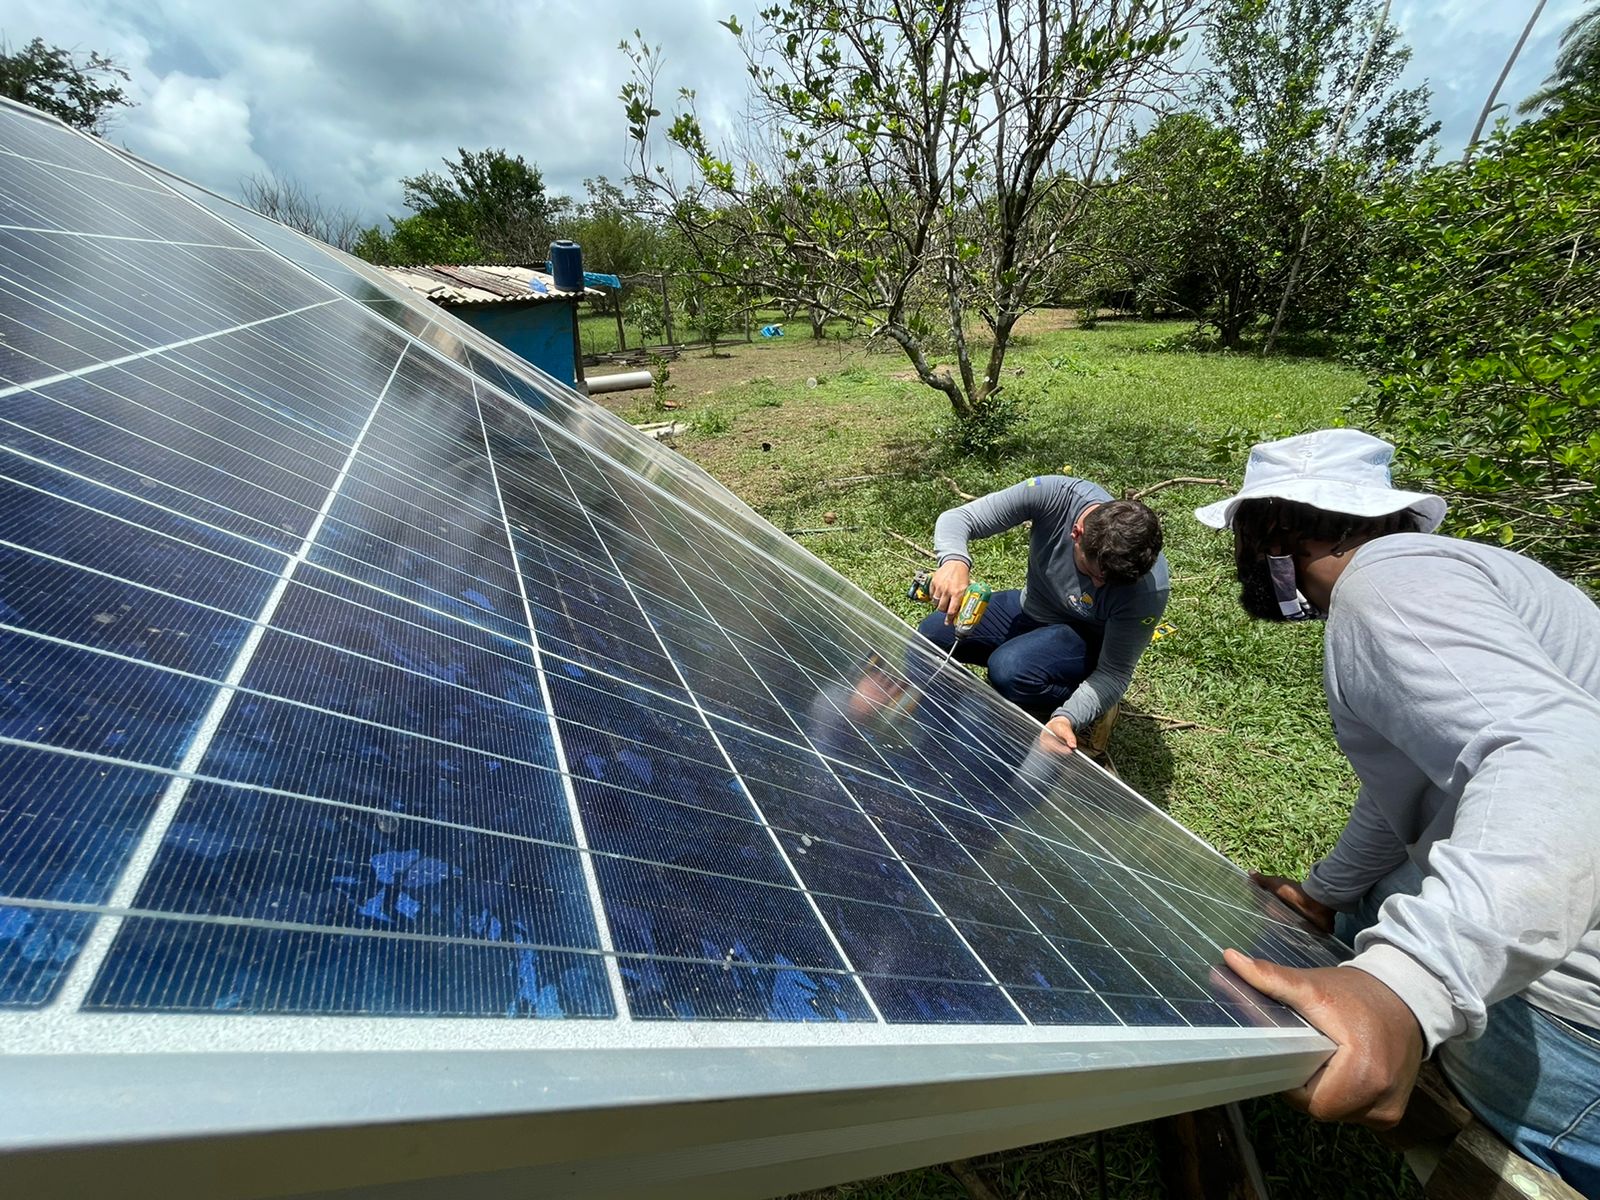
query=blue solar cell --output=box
[126,785,599,948]
[85,918,614,1017]
[0,907,96,1007]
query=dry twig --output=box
[1125,477,1230,502]
[888,530,937,559]
[1122,708,1225,734]
[946,1159,1002,1200]
[940,475,977,501]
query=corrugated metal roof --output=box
[379,263,602,307]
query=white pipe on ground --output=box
[585,370,653,395]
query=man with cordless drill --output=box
[920,475,1168,755]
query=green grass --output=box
[658,316,1419,1199]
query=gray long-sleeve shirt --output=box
[931,476,1169,728]
[1303,533,1600,1051]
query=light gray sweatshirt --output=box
[931,476,1169,728]
[1304,534,1600,1051]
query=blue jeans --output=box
[916,589,1101,722]
[1339,863,1600,1195]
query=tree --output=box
[1348,115,1600,587]
[1116,0,1437,347]
[352,212,483,266]
[1519,0,1600,121]
[622,2,1200,428]
[559,176,661,313]
[401,147,569,263]
[0,37,133,133]
[240,173,365,252]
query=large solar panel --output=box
[0,100,1340,1198]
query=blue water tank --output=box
[549,240,583,292]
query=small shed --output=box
[380,263,601,388]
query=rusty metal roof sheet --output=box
[379,263,601,307]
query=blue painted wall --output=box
[452,301,580,386]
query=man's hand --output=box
[1224,949,1423,1129]
[1038,715,1076,755]
[1249,871,1336,935]
[929,560,971,618]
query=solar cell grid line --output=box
[49,342,407,1010]
[469,375,628,1017]
[0,296,340,400]
[513,414,886,1024]
[0,230,328,366]
[558,444,1035,1025]
[629,499,1326,1028]
[9,376,339,548]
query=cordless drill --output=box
[909,569,992,666]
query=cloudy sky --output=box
[3,0,1582,227]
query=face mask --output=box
[1238,554,1321,622]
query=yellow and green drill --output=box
[908,569,992,669]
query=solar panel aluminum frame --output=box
[5,1030,1329,1199]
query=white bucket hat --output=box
[1195,429,1447,532]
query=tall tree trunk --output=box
[1465,0,1549,165]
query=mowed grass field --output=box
[597,316,1419,1199]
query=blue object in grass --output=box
[760,324,785,338]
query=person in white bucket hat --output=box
[1198,428,1600,1193]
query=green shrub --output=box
[1348,116,1600,587]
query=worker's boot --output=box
[1086,703,1119,761]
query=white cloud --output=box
[2,0,1588,225]
[133,72,268,190]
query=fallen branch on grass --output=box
[1122,708,1224,734]
[940,475,977,501]
[785,525,861,535]
[822,472,897,488]
[946,1160,1002,1200]
[1125,477,1230,502]
[888,530,937,559]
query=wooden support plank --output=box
[1425,1123,1585,1200]
[1380,1063,1585,1200]
[1153,1105,1268,1200]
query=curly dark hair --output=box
[1230,497,1422,574]
[1080,500,1163,586]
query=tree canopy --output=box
[0,37,134,133]
[401,147,570,263]
[1349,112,1599,585]
[352,148,568,267]
[1095,0,1435,347]
[623,0,1200,433]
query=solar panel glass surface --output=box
[0,102,1343,1043]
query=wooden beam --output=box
[1153,1104,1268,1200]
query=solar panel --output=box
[0,99,1341,1198]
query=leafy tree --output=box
[1519,0,1600,121]
[681,274,740,355]
[0,37,134,133]
[1106,0,1435,347]
[400,147,569,263]
[240,173,364,251]
[622,2,1199,427]
[560,176,661,313]
[353,211,483,266]
[1348,115,1600,586]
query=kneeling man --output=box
[922,475,1168,754]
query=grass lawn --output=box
[602,315,1419,1199]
